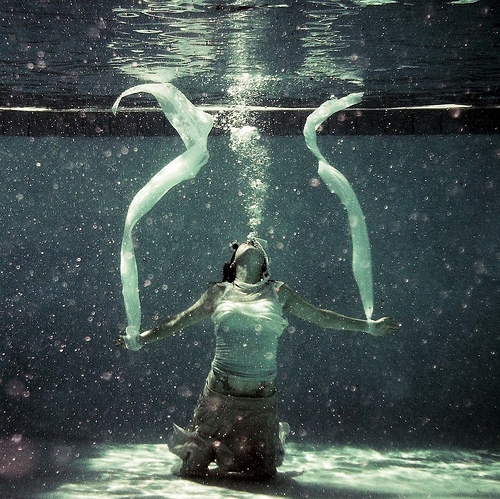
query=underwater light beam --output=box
[304,93,373,320]
[112,83,213,349]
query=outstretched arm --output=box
[115,284,224,349]
[279,284,399,337]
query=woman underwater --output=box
[116,237,399,479]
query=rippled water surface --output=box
[1,0,498,107]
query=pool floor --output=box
[2,441,499,498]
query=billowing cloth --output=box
[303,93,373,320]
[211,279,288,380]
[112,84,213,349]
[168,385,289,478]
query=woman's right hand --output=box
[114,335,127,348]
[114,333,144,351]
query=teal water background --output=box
[1,133,498,450]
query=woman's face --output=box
[234,241,266,270]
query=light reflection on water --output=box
[109,1,363,105]
[1,0,496,107]
[11,442,497,499]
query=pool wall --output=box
[1,107,499,137]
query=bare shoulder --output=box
[207,282,225,295]
[276,283,321,320]
[276,282,298,309]
[202,282,226,307]
[178,283,226,323]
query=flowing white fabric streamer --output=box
[112,84,213,348]
[303,93,373,320]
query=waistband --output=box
[207,369,276,398]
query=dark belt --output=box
[207,370,276,398]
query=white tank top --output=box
[211,279,289,381]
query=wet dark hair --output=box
[222,242,239,283]
[222,241,268,283]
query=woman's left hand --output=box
[367,317,400,337]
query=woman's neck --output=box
[232,243,266,284]
[234,265,262,284]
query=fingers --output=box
[115,336,126,348]
[385,317,400,330]
[376,317,400,336]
